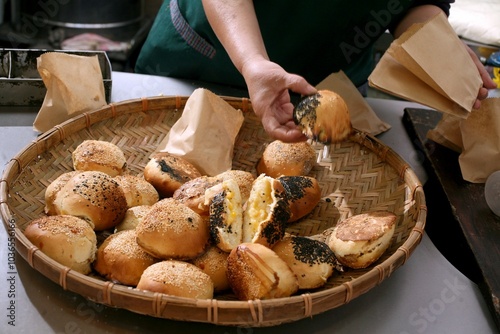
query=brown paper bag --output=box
[368,12,482,118]
[458,98,500,183]
[426,113,463,153]
[157,88,245,176]
[316,70,391,135]
[33,52,107,132]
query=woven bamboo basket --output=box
[0,95,426,327]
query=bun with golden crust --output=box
[44,171,81,215]
[114,174,159,208]
[278,175,321,222]
[144,152,202,198]
[72,140,127,177]
[53,171,128,231]
[273,235,336,289]
[136,198,209,260]
[137,260,214,299]
[192,245,230,292]
[327,211,397,269]
[226,243,298,300]
[94,229,158,286]
[257,140,316,178]
[114,205,151,233]
[24,215,97,274]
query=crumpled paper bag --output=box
[426,113,464,153]
[368,12,482,118]
[458,98,500,183]
[33,52,107,132]
[157,88,245,176]
[316,70,391,135]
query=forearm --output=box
[392,4,446,38]
[202,0,268,74]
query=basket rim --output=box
[0,95,426,327]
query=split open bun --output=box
[135,198,209,260]
[242,174,290,247]
[143,152,202,198]
[226,242,299,300]
[278,175,322,222]
[257,140,317,178]
[173,170,254,217]
[72,140,127,177]
[273,234,336,289]
[209,178,244,252]
[207,174,291,251]
[137,260,214,299]
[52,171,128,231]
[327,211,397,269]
[24,215,97,274]
[94,229,158,286]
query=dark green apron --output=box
[135,0,414,88]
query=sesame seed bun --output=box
[24,215,97,274]
[257,140,316,178]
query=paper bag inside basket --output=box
[316,70,391,136]
[368,12,482,118]
[157,88,245,176]
[33,52,107,133]
[458,98,500,183]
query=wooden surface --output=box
[403,108,500,328]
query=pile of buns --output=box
[24,138,397,301]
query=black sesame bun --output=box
[278,175,321,222]
[293,90,353,144]
[242,174,290,248]
[143,152,202,198]
[209,178,244,252]
[273,234,337,289]
[52,171,128,231]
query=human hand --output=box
[463,42,497,109]
[241,58,317,142]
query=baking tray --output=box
[0,48,112,106]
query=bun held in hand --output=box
[293,90,353,144]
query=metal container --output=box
[0,49,112,106]
[21,0,144,29]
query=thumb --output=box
[286,74,317,97]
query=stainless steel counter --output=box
[0,72,496,333]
